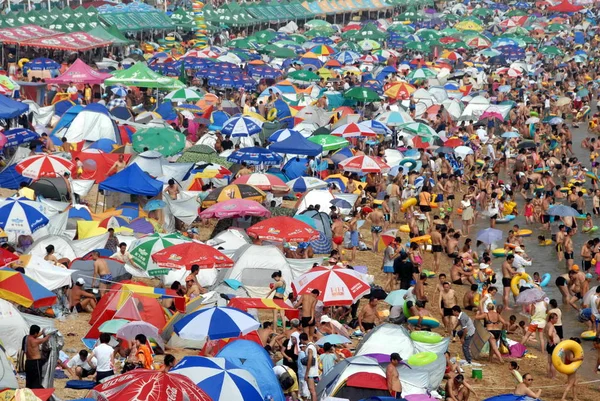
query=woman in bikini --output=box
[475,304,506,364]
[266,271,287,329]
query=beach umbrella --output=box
[111,87,128,97]
[90,371,211,401]
[384,82,416,100]
[227,147,282,166]
[201,184,266,207]
[339,155,390,173]
[547,205,580,217]
[0,268,56,308]
[315,334,352,346]
[343,87,381,102]
[516,140,536,150]
[15,154,74,179]
[133,127,186,157]
[515,288,546,305]
[174,306,260,340]
[129,233,191,276]
[292,265,371,305]
[375,110,413,126]
[287,176,328,192]
[455,20,484,31]
[399,122,437,136]
[405,41,432,53]
[358,39,381,51]
[0,248,17,266]
[172,356,263,401]
[288,70,321,84]
[165,88,204,102]
[0,198,48,235]
[444,138,463,148]
[98,319,130,334]
[247,216,320,242]
[333,50,361,64]
[3,128,38,148]
[359,120,392,135]
[406,68,437,80]
[221,116,263,137]
[268,128,304,142]
[199,199,271,219]
[233,173,288,192]
[331,122,378,138]
[476,228,503,245]
[152,242,234,270]
[331,198,353,209]
[501,132,520,139]
[384,289,409,306]
[116,321,164,348]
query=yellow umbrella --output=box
[77,220,107,239]
[317,67,338,79]
[455,20,484,31]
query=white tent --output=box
[28,233,109,261]
[296,190,358,215]
[130,151,193,183]
[0,299,29,357]
[57,105,119,143]
[206,228,252,258]
[24,256,74,290]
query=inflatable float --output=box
[552,339,583,375]
[407,351,437,366]
[407,316,440,328]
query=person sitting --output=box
[445,374,475,401]
[69,278,97,313]
[134,334,154,370]
[67,350,96,380]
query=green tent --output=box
[170,8,195,29]
[105,63,185,89]
[100,13,141,31]
[88,25,132,46]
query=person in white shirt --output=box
[66,82,78,94]
[300,332,319,401]
[512,247,532,270]
[111,242,133,265]
[91,333,114,384]
[590,286,600,333]
[68,350,97,379]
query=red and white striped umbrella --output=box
[233,173,289,192]
[339,155,390,173]
[15,154,75,179]
[330,122,377,138]
[292,265,371,305]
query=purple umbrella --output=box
[515,287,546,305]
[127,218,155,234]
[116,321,165,349]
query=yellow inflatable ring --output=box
[511,272,532,296]
[267,107,278,121]
[539,239,553,246]
[411,235,431,244]
[552,339,583,375]
[516,229,532,237]
[401,197,417,212]
[18,58,30,68]
[399,225,410,233]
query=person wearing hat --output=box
[512,246,532,271]
[69,278,97,313]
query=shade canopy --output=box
[47,58,112,85]
[99,163,163,196]
[269,132,323,156]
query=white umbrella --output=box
[454,146,474,159]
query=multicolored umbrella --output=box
[286,176,329,192]
[247,216,320,242]
[201,184,266,207]
[98,318,130,334]
[232,173,289,192]
[174,306,260,340]
[151,242,234,269]
[132,126,186,157]
[0,268,56,308]
[339,155,390,173]
[199,199,271,219]
[130,233,191,276]
[331,122,378,138]
[0,198,48,235]
[384,82,416,100]
[292,265,371,306]
[15,154,74,179]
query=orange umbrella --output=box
[384,82,416,100]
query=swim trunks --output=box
[502,277,512,288]
[432,245,443,253]
[371,226,383,234]
[100,274,113,284]
[564,252,574,260]
[301,316,315,327]
[332,236,343,245]
[555,276,566,286]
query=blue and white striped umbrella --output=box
[174,306,260,340]
[286,176,328,192]
[268,128,304,142]
[221,116,263,137]
[111,86,127,97]
[227,147,282,166]
[0,197,48,235]
[172,356,263,401]
[333,51,360,65]
[359,120,392,135]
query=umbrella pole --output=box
[95,188,100,213]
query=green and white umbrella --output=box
[130,233,191,276]
[406,68,437,80]
[133,126,187,157]
[405,41,432,53]
[539,45,564,57]
[399,122,437,136]
[288,70,321,83]
[358,39,381,51]
[305,19,332,29]
[308,135,350,151]
[165,88,203,102]
[344,87,381,102]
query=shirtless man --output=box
[431,224,443,272]
[581,240,593,272]
[164,179,180,200]
[368,205,385,253]
[107,155,126,175]
[567,270,583,311]
[502,255,517,310]
[346,177,357,194]
[563,229,575,269]
[438,282,458,336]
[445,233,460,258]
[91,251,111,297]
[463,284,479,311]
[235,162,252,177]
[556,225,567,262]
[445,374,475,401]
[295,289,319,336]
[544,313,561,379]
[387,179,401,223]
[331,214,344,251]
[414,273,428,303]
[451,258,475,285]
[25,325,50,389]
[358,297,380,333]
[69,278,97,313]
[386,353,403,398]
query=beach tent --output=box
[99,163,163,197]
[130,150,194,182]
[0,147,31,190]
[28,233,110,261]
[269,133,323,156]
[548,0,583,12]
[300,209,332,254]
[217,340,284,401]
[46,59,112,85]
[216,244,293,297]
[206,228,252,257]
[0,95,28,119]
[104,62,185,89]
[22,255,73,290]
[316,356,389,401]
[54,103,120,144]
[0,341,18,389]
[355,323,416,359]
[71,149,132,183]
[0,299,29,357]
[69,258,130,288]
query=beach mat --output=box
[66,380,96,390]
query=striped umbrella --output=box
[174,306,260,340]
[129,233,191,276]
[221,116,263,137]
[384,81,416,100]
[292,265,371,306]
[165,88,204,102]
[232,173,289,192]
[287,176,328,192]
[0,268,56,308]
[15,154,74,179]
[201,184,266,207]
[330,122,377,138]
[339,155,390,173]
[268,128,305,142]
[0,198,48,235]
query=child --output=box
[516,320,526,337]
[75,157,83,179]
[594,190,600,215]
[524,198,534,224]
[583,213,594,233]
[319,342,339,376]
[533,272,541,286]
[561,337,584,401]
[508,361,522,383]
[266,271,287,329]
[507,315,519,334]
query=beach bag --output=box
[279,370,294,391]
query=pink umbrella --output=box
[199,199,271,219]
[247,216,319,242]
[480,105,508,121]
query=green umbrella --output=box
[129,232,191,276]
[464,16,484,25]
[274,39,300,47]
[406,68,437,80]
[405,41,432,53]
[440,27,460,35]
[338,41,362,52]
[308,135,350,151]
[387,23,415,33]
[416,29,441,41]
[539,45,564,57]
[260,44,297,58]
[227,38,254,49]
[479,48,502,57]
[505,9,527,17]
[288,70,321,83]
[98,319,130,334]
[399,122,437,136]
[546,23,566,32]
[252,29,277,44]
[445,40,467,50]
[441,14,460,22]
[505,26,530,36]
[305,29,330,38]
[305,19,332,29]
[288,34,307,43]
[396,11,424,22]
[471,8,493,18]
[344,87,381,102]
[133,126,186,157]
[354,23,387,40]
[164,88,203,102]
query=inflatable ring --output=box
[410,331,443,344]
[576,214,587,220]
[581,330,597,340]
[540,273,551,287]
[403,301,411,318]
[560,187,571,193]
[429,202,438,209]
[18,58,30,68]
[504,243,517,250]
[511,272,533,296]
[492,248,508,257]
[583,226,599,233]
[399,225,410,233]
[539,239,553,246]
[422,269,436,278]
[586,172,598,181]
[267,107,278,121]
[407,316,440,328]
[552,339,584,375]
[496,215,515,224]
[401,198,417,212]
[411,235,431,244]
[476,159,484,166]
[407,351,438,366]
[534,167,549,173]
[517,229,532,237]
[399,159,418,171]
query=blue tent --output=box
[0,95,28,119]
[216,340,284,401]
[282,157,308,180]
[0,164,30,190]
[269,133,322,156]
[99,163,162,196]
[54,99,78,117]
[51,105,84,136]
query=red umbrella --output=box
[292,265,371,305]
[444,138,464,148]
[412,136,432,149]
[15,154,74,179]
[90,370,211,401]
[151,242,234,269]
[247,216,320,242]
[0,248,18,266]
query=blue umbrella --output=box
[174,306,260,340]
[476,228,503,245]
[68,205,93,220]
[111,87,127,97]
[501,131,520,138]
[268,129,303,142]
[227,147,282,166]
[330,198,352,209]
[172,356,263,401]
[547,205,580,217]
[316,334,352,346]
[144,199,167,211]
[384,289,408,306]
[333,50,360,64]
[221,116,263,137]
[25,58,60,71]
[3,128,38,148]
[0,197,48,235]
[359,120,392,135]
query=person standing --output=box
[91,333,114,384]
[300,333,319,401]
[453,306,475,366]
[438,282,458,337]
[544,313,560,379]
[358,297,380,333]
[295,289,319,337]
[91,251,112,297]
[386,353,403,399]
[25,325,50,389]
